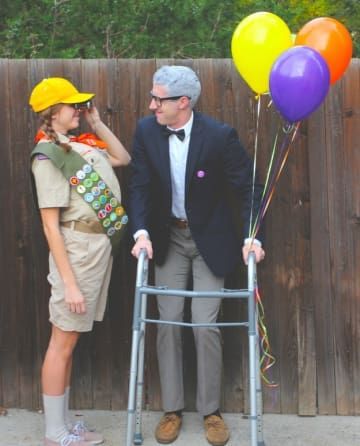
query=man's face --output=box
[149,84,183,127]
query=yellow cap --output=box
[29,77,95,112]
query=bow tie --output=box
[163,127,186,141]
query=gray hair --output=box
[153,65,201,108]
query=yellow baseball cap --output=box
[29,77,95,112]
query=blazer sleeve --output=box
[128,123,152,234]
[221,127,264,243]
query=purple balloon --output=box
[269,46,330,123]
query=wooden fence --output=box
[0,58,359,415]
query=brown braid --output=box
[38,104,72,152]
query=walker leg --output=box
[247,253,258,446]
[126,251,148,446]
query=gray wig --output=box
[153,65,201,108]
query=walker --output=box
[126,249,265,446]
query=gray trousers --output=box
[155,227,224,416]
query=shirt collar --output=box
[167,112,193,139]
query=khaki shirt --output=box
[32,134,121,222]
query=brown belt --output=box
[171,217,189,229]
[61,220,104,234]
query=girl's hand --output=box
[84,106,101,131]
[64,283,87,314]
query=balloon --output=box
[269,46,330,123]
[231,12,293,94]
[295,17,352,84]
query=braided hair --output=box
[38,104,72,152]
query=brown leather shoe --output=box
[155,412,182,444]
[204,414,230,446]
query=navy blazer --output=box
[129,111,263,277]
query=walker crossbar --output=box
[126,249,265,446]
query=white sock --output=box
[43,393,68,442]
[64,387,73,430]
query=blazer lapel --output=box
[185,112,205,195]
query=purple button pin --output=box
[197,170,205,178]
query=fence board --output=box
[0,59,359,416]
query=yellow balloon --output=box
[231,12,293,94]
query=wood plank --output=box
[308,85,337,414]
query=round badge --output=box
[98,209,107,219]
[90,172,99,182]
[110,197,118,207]
[77,185,86,194]
[69,176,79,186]
[76,170,86,180]
[121,215,129,224]
[92,200,100,210]
[115,206,124,216]
[104,188,112,198]
[107,227,116,237]
[102,218,111,228]
[84,178,93,188]
[110,212,117,222]
[84,193,94,203]
[99,195,107,205]
[98,180,106,190]
[114,221,123,230]
[83,164,92,174]
[91,186,100,196]
[105,203,112,213]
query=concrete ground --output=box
[1,408,359,446]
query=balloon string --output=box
[248,94,262,238]
[256,287,278,387]
[249,123,281,240]
[250,121,301,238]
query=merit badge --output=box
[84,193,94,203]
[92,200,101,210]
[102,218,111,228]
[98,209,107,219]
[99,195,107,205]
[107,227,116,237]
[121,215,129,224]
[83,178,93,188]
[91,186,100,197]
[110,212,117,222]
[76,185,86,194]
[98,180,106,190]
[90,172,99,182]
[69,176,79,186]
[76,170,86,180]
[83,164,92,174]
[105,203,112,213]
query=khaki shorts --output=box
[47,227,113,332]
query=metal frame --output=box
[126,250,265,446]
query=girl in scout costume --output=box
[29,77,131,446]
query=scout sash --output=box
[31,142,128,254]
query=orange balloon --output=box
[295,17,352,84]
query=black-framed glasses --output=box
[149,93,190,107]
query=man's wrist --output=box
[134,229,150,242]
[243,237,262,248]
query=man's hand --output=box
[242,241,265,265]
[131,234,153,259]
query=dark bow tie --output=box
[163,127,186,141]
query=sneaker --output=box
[44,433,92,446]
[72,420,104,445]
[155,412,182,444]
[204,414,230,446]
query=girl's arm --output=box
[84,106,131,167]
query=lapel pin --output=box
[196,170,205,178]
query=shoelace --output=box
[61,434,82,446]
[72,420,87,435]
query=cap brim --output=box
[62,92,95,104]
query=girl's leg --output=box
[42,325,80,442]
